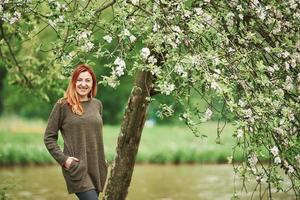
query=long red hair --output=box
[62,64,97,115]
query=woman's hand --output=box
[64,157,79,169]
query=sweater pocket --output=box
[65,160,86,181]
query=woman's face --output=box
[75,71,93,99]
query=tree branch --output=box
[0,21,32,87]
[94,0,116,15]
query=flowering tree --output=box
[1,0,300,199]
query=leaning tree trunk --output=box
[103,70,154,200]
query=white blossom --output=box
[131,0,139,5]
[77,30,92,41]
[13,11,21,20]
[202,108,213,122]
[270,146,279,156]
[274,156,281,165]
[61,4,67,11]
[280,116,287,124]
[114,57,126,68]
[288,165,295,174]
[184,10,191,18]
[153,23,160,32]
[103,75,119,88]
[288,112,295,121]
[57,15,64,23]
[244,108,253,118]
[238,100,246,107]
[237,5,243,11]
[149,65,161,75]
[289,0,297,9]
[284,76,294,91]
[175,64,187,77]
[297,73,300,82]
[212,68,221,80]
[122,29,131,36]
[274,88,284,98]
[113,57,126,77]
[285,61,290,70]
[204,13,215,26]
[264,47,271,52]
[212,57,221,66]
[129,35,136,43]
[189,55,201,65]
[48,19,56,27]
[290,59,297,68]
[249,126,254,132]
[141,47,150,60]
[228,47,235,52]
[159,82,175,95]
[229,0,238,7]
[172,25,182,33]
[84,41,94,52]
[267,66,275,74]
[194,8,203,16]
[281,107,295,121]
[103,35,112,43]
[293,12,300,19]
[273,64,279,71]
[2,12,10,22]
[248,154,258,167]
[115,65,125,77]
[148,56,157,64]
[211,80,220,90]
[282,51,290,58]
[6,11,21,24]
[257,7,266,20]
[273,127,284,136]
[237,129,243,139]
[272,24,282,34]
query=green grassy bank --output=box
[0,117,244,165]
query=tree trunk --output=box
[103,70,154,200]
[0,66,7,115]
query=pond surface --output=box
[0,164,295,200]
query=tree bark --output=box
[103,70,154,200]
[0,66,6,115]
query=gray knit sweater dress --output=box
[44,97,108,194]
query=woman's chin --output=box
[77,92,89,97]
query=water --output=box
[0,164,295,200]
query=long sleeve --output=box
[44,101,68,166]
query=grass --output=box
[0,116,244,165]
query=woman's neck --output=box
[79,96,90,102]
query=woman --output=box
[44,64,108,200]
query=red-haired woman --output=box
[44,64,108,200]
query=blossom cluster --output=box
[76,30,94,52]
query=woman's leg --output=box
[75,189,99,200]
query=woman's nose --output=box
[81,81,88,86]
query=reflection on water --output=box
[0,164,294,200]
